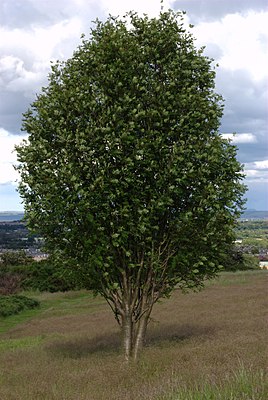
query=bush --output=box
[0,295,40,317]
[0,250,32,267]
[1,256,84,294]
[0,273,22,295]
[21,259,83,292]
[241,253,260,270]
[222,247,260,271]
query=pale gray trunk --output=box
[122,306,133,361]
[122,309,152,362]
[133,313,149,361]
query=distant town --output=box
[0,212,46,260]
[0,210,267,265]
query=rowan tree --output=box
[16,10,246,361]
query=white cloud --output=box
[245,160,268,170]
[0,128,28,184]
[100,0,173,17]
[0,55,45,93]
[244,169,268,182]
[243,159,268,183]
[193,11,268,81]
[0,17,84,99]
[221,133,257,143]
[0,18,83,61]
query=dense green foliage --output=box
[16,10,246,359]
[0,295,39,317]
[0,250,32,266]
[1,258,82,293]
[21,259,83,292]
[221,247,259,271]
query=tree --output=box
[16,10,246,361]
[221,247,259,271]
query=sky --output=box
[0,0,267,211]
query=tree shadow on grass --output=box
[146,323,216,347]
[45,323,216,359]
[46,332,122,359]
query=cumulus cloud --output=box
[187,11,268,168]
[222,133,257,144]
[0,16,87,134]
[215,68,267,163]
[100,0,173,17]
[245,160,268,170]
[244,170,268,183]
[193,12,268,81]
[242,159,268,186]
[0,0,101,28]
[0,18,84,65]
[243,160,268,183]
[173,0,268,22]
[0,55,45,92]
[0,128,27,184]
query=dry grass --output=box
[0,271,267,399]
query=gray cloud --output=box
[0,0,104,29]
[174,0,268,22]
[245,181,268,210]
[215,69,268,163]
[202,43,223,60]
[0,1,106,139]
[0,0,49,28]
[0,91,31,134]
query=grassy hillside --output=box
[0,271,267,399]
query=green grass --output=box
[0,306,42,334]
[207,270,265,286]
[161,366,267,399]
[0,335,45,351]
[0,290,105,335]
[0,271,267,400]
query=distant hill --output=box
[0,212,24,222]
[240,210,268,220]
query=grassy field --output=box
[0,271,267,399]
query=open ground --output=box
[0,271,267,399]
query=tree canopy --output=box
[16,10,246,360]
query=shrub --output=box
[0,250,32,267]
[1,256,84,294]
[241,253,260,270]
[0,273,22,295]
[21,259,83,292]
[0,295,40,317]
[222,247,260,271]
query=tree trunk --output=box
[132,313,150,361]
[121,306,153,362]
[122,306,133,361]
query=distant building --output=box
[32,254,49,261]
[259,261,268,270]
[235,239,243,244]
